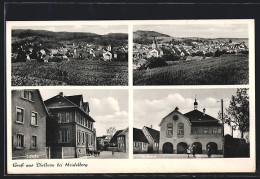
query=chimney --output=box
[175,107,179,111]
[59,92,63,96]
[150,125,153,129]
[203,108,206,116]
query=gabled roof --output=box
[143,126,160,142]
[184,110,221,126]
[36,90,50,117]
[133,128,149,144]
[159,108,221,127]
[109,130,124,144]
[65,95,83,107]
[83,102,90,112]
[118,127,129,136]
[44,93,95,122]
[159,109,191,126]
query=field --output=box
[12,60,128,86]
[133,54,249,85]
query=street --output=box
[80,151,129,159]
[134,154,223,159]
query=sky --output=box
[40,89,128,137]
[134,24,248,38]
[13,25,128,35]
[133,88,239,135]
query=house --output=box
[109,129,124,147]
[103,51,112,61]
[12,90,49,159]
[159,99,223,154]
[44,92,96,158]
[133,128,149,154]
[142,126,160,153]
[117,128,129,153]
[148,38,164,58]
[96,135,112,150]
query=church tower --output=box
[152,37,157,49]
[194,98,198,110]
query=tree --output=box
[229,39,232,43]
[225,88,249,139]
[106,127,116,138]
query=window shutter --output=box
[66,113,69,123]
[67,130,70,142]
[58,113,61,123]
[30,136,33,148]
[23,135,26,148]
[12,135,17,149]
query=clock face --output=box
[173,115,179,121]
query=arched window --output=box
[177,123,184,135]
[167,123,173,135]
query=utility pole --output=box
[221,99,225,157]
[217,99,225,157]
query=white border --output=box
[6,19,255,174]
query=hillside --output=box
[133,54,249,85]
[133,30,171,39]
[12,29,128,48]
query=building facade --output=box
[159,99,223,154]
[12,90,48,159]
[142,126,160,153]
[117,128,129,153]
[133,128,149,154]
[44,92,96,158]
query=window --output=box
[21,90,28,99]
[17,134,24,148]
[31,112,38,126]
[58,130,71,143]
[60,113,68,123]
[122,143,124,147]
[91,135,93,145]
[154,142,159,147]
[31,136,37,148]
[86,132,88,144]
[82,132,85,144]
[28,91,34,101]
[77,130,81,143]
[90,122,93,130]
[204,128,209,134]
[177,123,184,135]
[213,128,218,134]
[16,107,24,123]
[21,90,34,102]
[88,134,91,145]
[167,123,173,135]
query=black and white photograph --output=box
[133,23,250,85]
[11,89,129,159]
[10,24,128,86]
[6,19,255,174]
[133,88,250,159]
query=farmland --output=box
[12,60,128,86]
[133,54,249,85]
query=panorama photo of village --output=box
[133,24,249,85]
[12,89,129,159]
[11,25,128,86]
[133,88,250,158]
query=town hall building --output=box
[159,99,223,154]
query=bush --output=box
[145,57,168,69]
[49,57,63,62]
